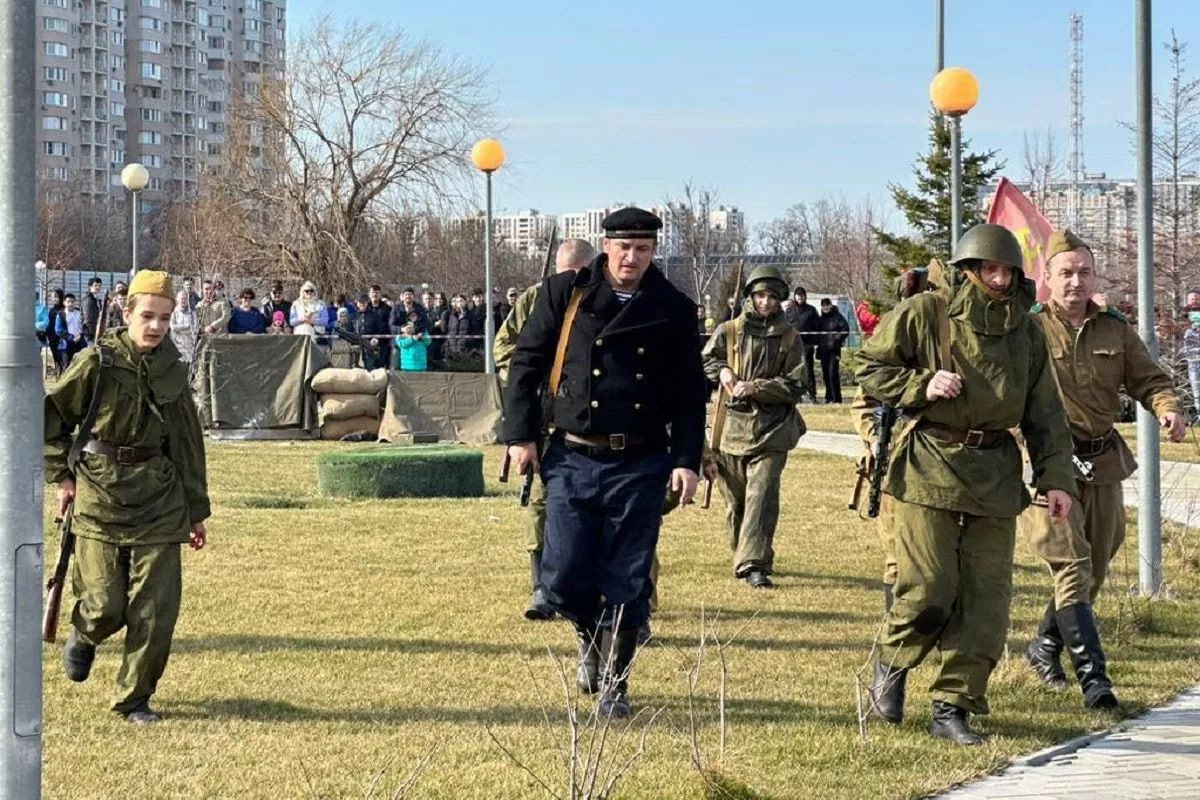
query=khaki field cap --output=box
[127,270,174,300]
[1045,229,1092,262]
[948,224,1024,271]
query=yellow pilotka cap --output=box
[127,270,174,300]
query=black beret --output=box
[601,207,662,239]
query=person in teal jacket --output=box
[395,323,429,371]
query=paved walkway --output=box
[795,430,1200,799]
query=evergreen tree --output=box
[874,111,1004,304]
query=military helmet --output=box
[742,265,788,300]
[948,223,1024,271]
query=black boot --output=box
[868,657,907,724]
[1056,603,1119,710]
[523,551,555,621]
[929,701,984,745]
[1026,599,1069,688]
[598,628,638,719]
[63,629,96,683]
[574,622,601,694]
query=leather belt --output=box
[920,423,1011,449]
[1073,429,1115,459]
[83,440,162,465]
[560,431,654,454]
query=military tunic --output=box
[45,330,210,713]
[504,257,706,630]
[855,275,1075,714]
[1019,301,1180,607]
[702,300,806,577]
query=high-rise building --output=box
[35,0,286,211]
[492,209,557,258]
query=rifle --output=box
[701,478,714,509]
[705,262,745,510]
[43,502,75,643]
[849,405,899,518]
[541,222,559,280]
[500,223,560,484]
[519,468,535,507]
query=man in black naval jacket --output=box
[504,207,707,718]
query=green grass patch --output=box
[42,442,1200,799]
[317,444,485,499]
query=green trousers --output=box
[876,494,898,586]
[70,538,182,714]
[715,450,788,577]
[879,501,1016,715]
[1019,481,1125,608]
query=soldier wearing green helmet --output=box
[701,266,807,588]
[855,223,1076,745]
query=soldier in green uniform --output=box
[1021,230,1185,709]
[495,238,595,620]
[856,224,1076,744]
[45,270,211,723]
[702,266,806,588]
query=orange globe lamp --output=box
[471,138,506,173]
[929,67,979,116]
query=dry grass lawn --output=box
[42,442,1200,799]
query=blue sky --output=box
[289,0,1199,235]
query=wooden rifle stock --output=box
[701,478,714,509]
[43,503,75,643]
[499,450,512,482]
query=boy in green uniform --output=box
[45,270,211,723]
[702,266,807,587]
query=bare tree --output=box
[1022,127,1064,210]
[222,16,492,293]
[1113,32,1200,385]
[37,173,128,272]
[662,183,745,300]
[755,197,890,300]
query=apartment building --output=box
[36,0,286,211]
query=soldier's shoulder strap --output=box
[932,294,951,371]
[1102,306,1129,323]
[67,345,115,476]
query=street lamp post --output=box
[929,67,979,248]
[121,163,149,276]
[471,138,506,375]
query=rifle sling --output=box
[546,287,586,422]
[67,345,114,477]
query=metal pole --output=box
[950,114,963,248]
[0,0,45,795]
[1135,0,1162,595]
[935,0,945,73]
[130,192,139,276]
[484,171,496,375]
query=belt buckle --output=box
[609,433,626,451]
[116,446,136,465]
[964,430,984,449]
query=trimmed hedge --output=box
[316,445,484,499]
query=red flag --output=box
[986,177,1054,301]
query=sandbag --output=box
[311,367,388,395]
[320,415,380,441]
[319,393,381,421]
